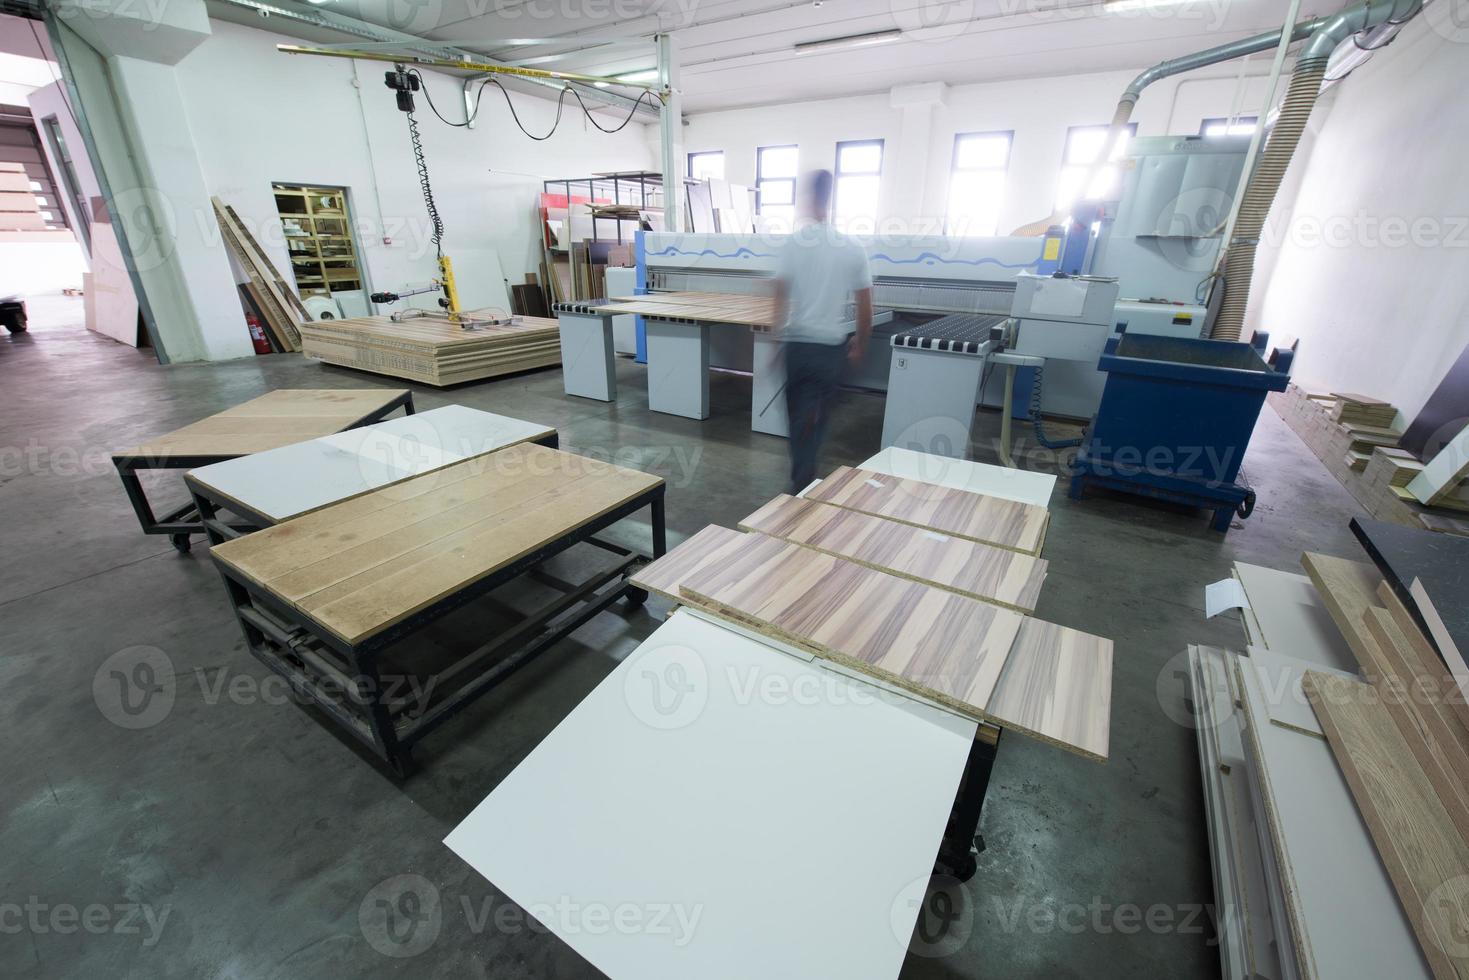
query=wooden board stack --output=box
[1193,541,1469,980]
[299,313,562,387]
[1269,384,1469,536]
[630,467,1110,761]
[1330,392,1398,428]
[212,197,307,352]
[600,291,776,329]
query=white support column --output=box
[657,33,683,233]
[888,82,947,233]
[47,0,255,363]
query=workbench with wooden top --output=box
[203,441,666,774]
[555,290,891,434]
[112,387,414,552]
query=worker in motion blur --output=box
[772,169,874,494]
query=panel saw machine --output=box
[634,133,1251,459]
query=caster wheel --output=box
[170,533,193,554]
[933,849,977,883]
[624,587,649,608]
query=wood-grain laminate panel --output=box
[806,466,1049,555]
[1305,671,1469,980]
[738,494,1047,612]
[212,443,662,644]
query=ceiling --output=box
[214,0,1347,114]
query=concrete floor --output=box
[0,295,1369,979]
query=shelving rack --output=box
[271,183,364,302]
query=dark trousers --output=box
[784,340,847,493]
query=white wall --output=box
[0,235,85,295]
[175,20,655,312]
[1246,18,1469,422]
[683,66,1275,235]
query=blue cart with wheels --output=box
[1069,333,1290,533]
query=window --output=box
[1055,123,1137,213]
[945,131,1012,237]
[687,151,724,181]
[834,139,883,232]
[756,144,798,231]
[1200,116,1258,138]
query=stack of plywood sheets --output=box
[1216,545,1469,980]
[632,457,1109,763]
[1231,642,1434,980]
[1269,384,1469,536]
[1196,550,1464,980]
[213,197,307,352]
[601,291,775,329]
[1330,392,1398,428]
[299,313,562,387]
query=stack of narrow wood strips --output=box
[600,291,776,329]
[1299,551,1469,980]
[1331,392,1398,428]
[212,197,307,352]
[629,466,1110,761]
[299,313,562,387]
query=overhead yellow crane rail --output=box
[276,44,667,99]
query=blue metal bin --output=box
[1068,333,1290,532]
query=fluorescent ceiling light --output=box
[1102,0,1198,10]
[793,29,902,53]
[615,68,659,83]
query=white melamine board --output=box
[1240,724,1303,980]
[445,610,977,980]
[1234,654,1432,980]
[1410,577,1469,697]
[1233,571,1265,649]
[1191,647,1284,980]
[858,446,1055,510]
[1407,423,1469,505]
[187,406,551,522]
[326,405,552,461]
[188,439,420,522]
[1245,646,1358,740]
[1232,563,1356,671]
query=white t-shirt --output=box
[775,223,873,346]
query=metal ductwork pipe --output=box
[1078,16,1331,206]
[1211,0,1424,340]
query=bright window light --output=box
[1055,123,1136,213]
[1201,116,1258,138]
[688,150,724,182]
[757,144,799,232]
[834,139,883,232]
[946,131,1012,237]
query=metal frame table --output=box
[201,445,666,776]
[554,295,890,433]
[113,388,414,552]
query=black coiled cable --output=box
[1029,362,1082,450]
[403,98,444,259]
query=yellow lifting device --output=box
[278,44,664,329]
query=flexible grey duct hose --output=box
[1211,57,1329,341]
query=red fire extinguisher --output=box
[246,313,272,355]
